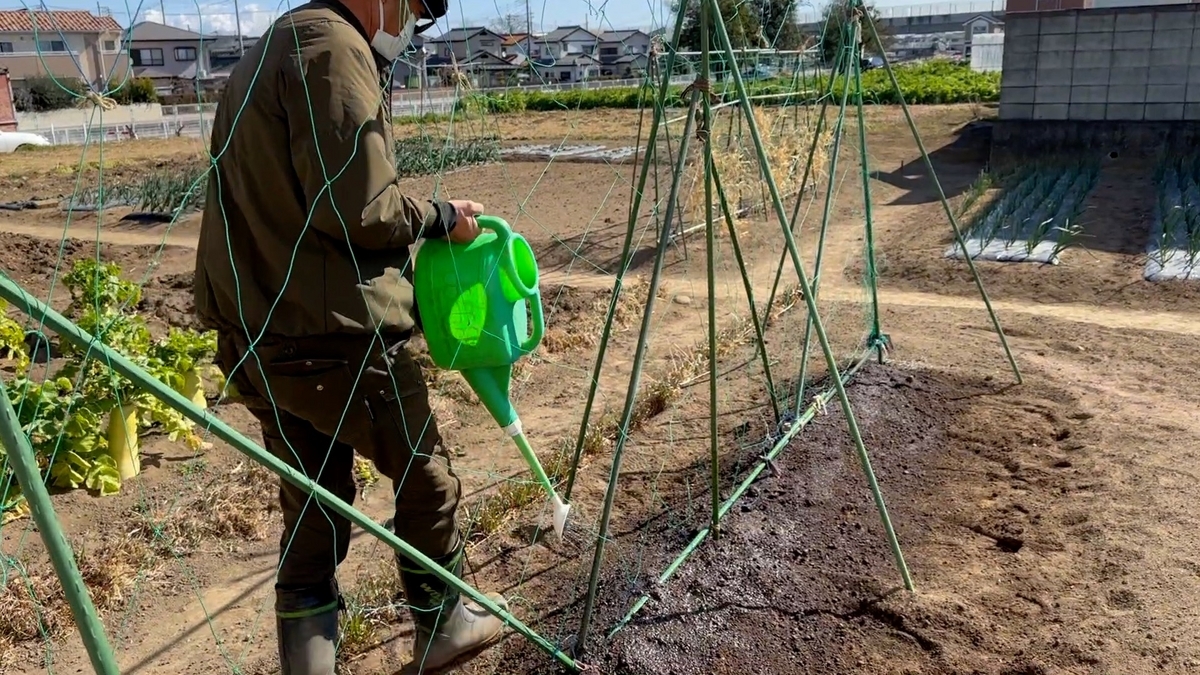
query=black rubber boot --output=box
[398,546,508,674]
[276,580,342,675]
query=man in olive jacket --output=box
[193,0,507,673]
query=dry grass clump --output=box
[681,107,834,230]
[130,461,278,556]
[0,535,155,663]
[539,276,656,355]
[338,565,405,659]
[0,458,280,664]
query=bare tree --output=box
[489,12,525,35]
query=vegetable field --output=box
[1,88,1199,675]
[1,260,217,519]
[948,162,1099,265]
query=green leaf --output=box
[85,457,122,496]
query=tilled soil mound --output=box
[492,361,1096,675]
[599,364,967,675]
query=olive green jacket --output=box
[194,0,456,339]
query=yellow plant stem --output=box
[108,404,140,480]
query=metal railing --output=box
[24,75,698,146]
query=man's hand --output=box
[447,199,484,244]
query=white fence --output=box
[26,75,697,146]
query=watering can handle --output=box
[522,291,544,353]
[476,216,544,353]
[478,216,539,299]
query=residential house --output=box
[531,53,601,83]
[597,29,652,78]
[428,26,504,63]
[535,25,599,60]
[962,14,1004,56]
[531,26,601,83]
[0,10,127,90]
[426,27,510,87]
[455,50,519,88]
[0,69,15,130]
[208,35,256,70]
[501,32,528,58]
[123,21,214,95]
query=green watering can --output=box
[414,215,570,538]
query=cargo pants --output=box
[216,332,463,626]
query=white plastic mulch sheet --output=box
[1145,162,1200,281]
[946,238,1060,264]
[500,144,639,162]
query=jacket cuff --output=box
[421,201,458,239]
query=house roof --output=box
[129,21,204,41]
[0,10,121,34]
[433,26,500,42]
[543,25,599,43]
[501,32,527,46]
[962,14,1003,26]
[598,29,648,43]
[462,49,517,69]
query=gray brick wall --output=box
[1000,5,1200,122]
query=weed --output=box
[354,455,380,489]
[337,566,404,658]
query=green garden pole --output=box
[574,83,704,652]
[563,0,690,501]
[794,28,855,416]
[0,377,121,675]
[0,273,580,673]
[699,0,721,538]
[705,0,914,593]
[862,11,1022,385]
[851,15,885,359]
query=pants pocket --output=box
[261,358,360,440]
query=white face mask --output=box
[371,1,416,62]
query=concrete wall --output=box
[1000,4,1200,121]
[15,103,164,131]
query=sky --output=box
[0,0,1005,38]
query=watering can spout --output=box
[460,366,518,429]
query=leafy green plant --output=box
[70,164,208,215]
[109,77,160,105]
[1,260,220,519]
[448,62,997,117]
[0,300,28,373]
[961,160,1097,262]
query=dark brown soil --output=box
[486,362,1119,675]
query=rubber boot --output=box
[276,580,342,675]
[398,548,509,674]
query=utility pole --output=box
[159,0,166,24]
[525,0,532,75]
[233,0,245,55]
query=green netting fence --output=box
[0,0,1018,673]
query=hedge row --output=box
[457,61,999,114]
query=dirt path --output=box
[4,212,1200,342]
